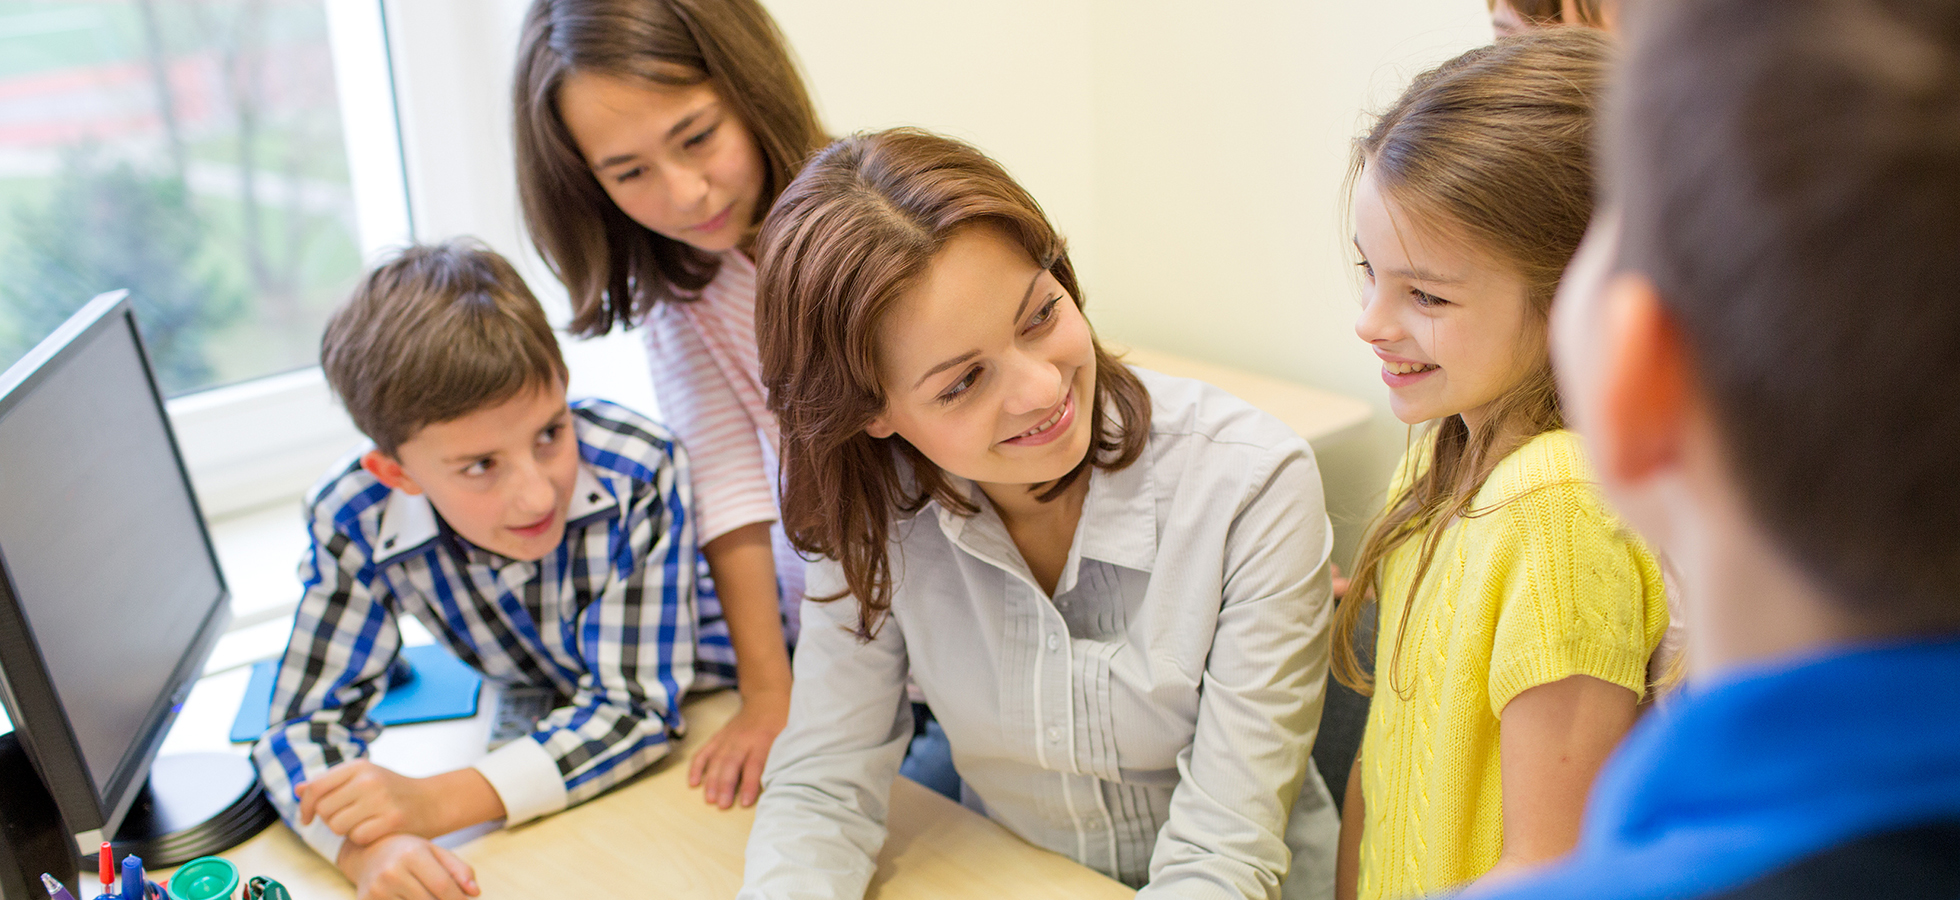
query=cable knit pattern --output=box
[1355,430,1669,900]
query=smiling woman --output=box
[742,128,1342,899]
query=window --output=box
[1,1,410,517]
[1,0,370,394]
[0,3,411,674]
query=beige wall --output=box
[766,1,1490,563]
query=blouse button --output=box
[1047,726,1061,743]
[1046,634,1060,651]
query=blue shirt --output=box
[250,399,735,862]
[1475,636,1960,900]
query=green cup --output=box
[165,858,238,900]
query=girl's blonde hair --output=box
[1333,29,1612,696]
[512,0,827,337]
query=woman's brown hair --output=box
[756,128,1151,638]
[1333,29,1611,695]
[512,0,825,337]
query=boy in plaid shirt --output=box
[251,240,730,900]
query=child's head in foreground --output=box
[1557,0,1960,662]
[322,240,578,563]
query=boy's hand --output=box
[299,761,502,845]
[338,833,479,900]
[688,689,789,808]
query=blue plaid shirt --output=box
[250,399,734,861]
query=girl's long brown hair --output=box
[756,128,1151,638]
[512,0,826,337]
[1333,29,1611,696]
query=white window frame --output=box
[166,0,412,518]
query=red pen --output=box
[96,844,113,900]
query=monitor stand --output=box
[84,754,278,869]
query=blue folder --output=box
[228,643,483,743]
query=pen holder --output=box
[163,859,236,900]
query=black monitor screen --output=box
[0,300,225,829]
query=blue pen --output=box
[120,856,145,900]
[41,874,78,900]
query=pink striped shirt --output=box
[642,251,802,641]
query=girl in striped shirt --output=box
[512,0,828,810]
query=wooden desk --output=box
[175,691,1133,899]
[1116,345,1372,448]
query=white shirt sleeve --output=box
[738,560,914,900]
[1141,440,1338,898]
[470,734,569,825]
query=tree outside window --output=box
[0,0,363,397]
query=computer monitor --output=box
[0,292,273,871]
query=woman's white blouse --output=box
[739,369,1339,899]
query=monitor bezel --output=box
[0,291,233,849]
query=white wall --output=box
[381,0,1493,564]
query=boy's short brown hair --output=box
[322,240,568,455]
[1608,0,1960,627]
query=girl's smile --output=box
[689,202,737,235]
[1377,350,1441,387]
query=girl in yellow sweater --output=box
[1331,29,1670,900]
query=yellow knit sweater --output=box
[1355,430,1668,900]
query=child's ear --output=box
[361,450,424,495]
[1595,273,1690,484]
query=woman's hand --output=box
[688,688,790,808]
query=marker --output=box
[41,874,78,900]
[97,844,114,900]
[120,856,144,900]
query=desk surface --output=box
[1117,346,1372,447]
[159,690,1133,899]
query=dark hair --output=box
[321,240,566,455]
[1608,0,1960,628]
[1492,0,1566,26]
[512,0,826,337]
[1334,29,1612,694]
[756,128,1151,638]
[1488,0,1611,27]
